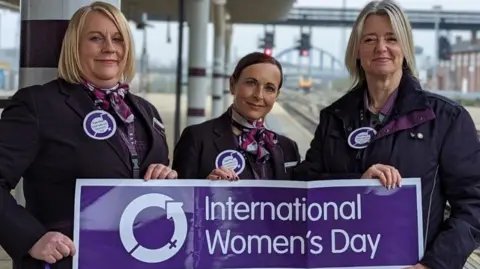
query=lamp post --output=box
[340,0,347,57]
[136,13,153,96]
[174,0,185,144]
[432,5,442,90]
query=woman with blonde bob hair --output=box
[295,1,480,268]
[0,2,176,268]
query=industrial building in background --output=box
[437,34,480,93]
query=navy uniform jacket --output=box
[0,79,169,269]
[294,73,480,269]
[172,111,301,180]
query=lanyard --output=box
[93,100,139,179]
[117,123,140,179]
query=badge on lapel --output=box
[153,117,165,134]
[284,161,298,168]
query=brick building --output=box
[437,34,480,92]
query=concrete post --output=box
[223,23,233,110]
[186,0,210,126]
[16,0,121,206]
[211,0,226,118]
[432,5,442,90]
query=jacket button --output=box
[384,129,390,133]
[347,127,352,131]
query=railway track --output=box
[278,95,320,134]
[281,102,318,133]
[281,96,480,269]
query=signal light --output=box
[264,48,272,56]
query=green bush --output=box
[454,98,480,107]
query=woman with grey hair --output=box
[294,1,480,268]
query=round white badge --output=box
[347,127,377,149]
[215,150,246,175]
[83,110,117,140]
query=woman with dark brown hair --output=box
[172,52,301,180]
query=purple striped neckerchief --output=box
[82,80,135,124]
[231,107,277,163]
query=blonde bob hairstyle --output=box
[344,0,417,89]
[57,1,135,84]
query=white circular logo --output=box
[119,193,188,263]
[215,149,246,175]
[83,110,117,140]
[347,127,377,149]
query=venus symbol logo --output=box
[83,110,117,140]
[347,127,377,149]
[118,193,188,263]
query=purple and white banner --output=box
[73,179,424,269]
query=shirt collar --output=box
[363,88,398,117]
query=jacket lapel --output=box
[213,112,285,180]
[59,79,130,170]
[126,94,157,168]
[270,143,287,180]
[60,80,96,120]
[213,112,257,178]
[213,112,238,154]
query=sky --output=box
[0,0,479,67]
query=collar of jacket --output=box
[324,72,430,123]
